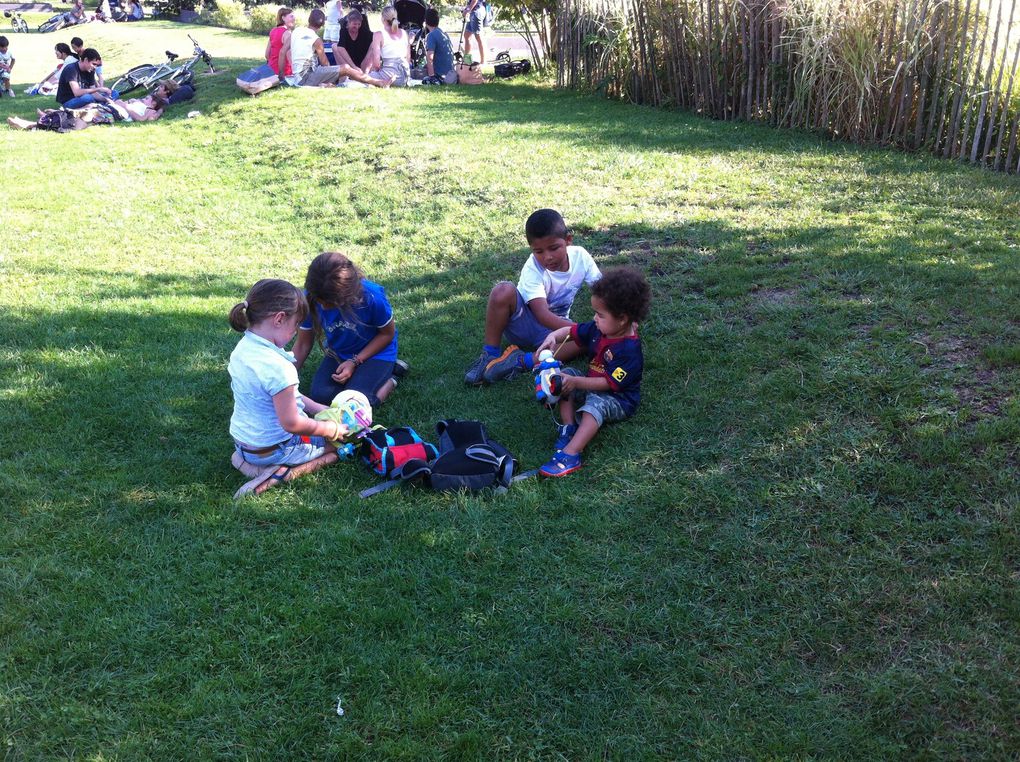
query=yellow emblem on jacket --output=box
[612,367,627,382]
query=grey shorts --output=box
[560,368,630,427]
[504,289,555,350]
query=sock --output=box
[483,344,500,357]
[520,351,534,369]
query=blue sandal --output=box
[539,450,583,478]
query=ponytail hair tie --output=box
[242,300,249,310]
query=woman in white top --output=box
[368,5,410,86]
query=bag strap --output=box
[359,478,402,498]
[463,445,515,492]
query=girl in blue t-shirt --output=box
[293,252,404,407]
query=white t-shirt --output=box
[0,51,13,79]
[228,331,308,447]
[517,245,602,318]
[289,26,320,78]
[324,0,342,42]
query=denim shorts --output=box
[465,7,485,33]
[504,290,555,350]
[235,433,328,467]
[560,368,630,427]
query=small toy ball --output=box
[330,389,373,437]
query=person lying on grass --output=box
[463,208,602,385]
[293,252,407,408]
[228,279,348,498]
[7,80,178,129]
[534,266,651,478]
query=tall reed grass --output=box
[558,0,1020,172]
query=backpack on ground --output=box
[236,63,279,95]
[359,426,438,479]
[359,419,520,497]
[494,59,531,79]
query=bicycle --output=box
[111,35,214,95]
[4,10,29,33]
[38,10,85,33]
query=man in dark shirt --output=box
[56,48,116,108]
[338,10,372,71]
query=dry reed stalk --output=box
[956,0,990,159]
[977,0,1015,164]
[944,0,976,157]
[969,0,1003,161]
[992,0,1020,169]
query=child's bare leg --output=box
[253,451,339,495]
[558,396,577,427]
[562,412,599,456]
[375,377,396,403]
[483,281,518,347]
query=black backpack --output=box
[493,59,531,79]
[359,419,518,496]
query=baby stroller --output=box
[394,0,427,72]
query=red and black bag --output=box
[359,427,438,479]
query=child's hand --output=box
[558,374,577,393]
[332,360,356,384]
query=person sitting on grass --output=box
[423,8,455,84]
[337,9,373,72]
[293,252,407,408]
[266,6,295,79]
[281,9,389,88]
[26,43,75,96]
[367,5,410,87]
[534,266,651,478]
[126,0,143,21]
[228,279,348,498]
[0,37,14,99]
[463,208,602,385]
[56,48,117,109]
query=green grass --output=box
[2,21,1019,760]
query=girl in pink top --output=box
[266,7,295,76]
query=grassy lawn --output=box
[1,20,1018,760]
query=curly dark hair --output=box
[590,266,651,323]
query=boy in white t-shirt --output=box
[464,209,602,385]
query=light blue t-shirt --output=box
[228,330,307,446]
[299,279,398,363]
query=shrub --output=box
[205,0,249,30]
[248,3,278,35]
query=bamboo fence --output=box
[557,0,1020,172]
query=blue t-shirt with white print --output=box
[299,278,398,362]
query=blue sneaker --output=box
[554,423,577,451]
[539,450,583,478]
[483,345,526,383]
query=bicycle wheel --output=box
[38,17,64,32]
[112,64,156,96]
[16,18,29,32]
